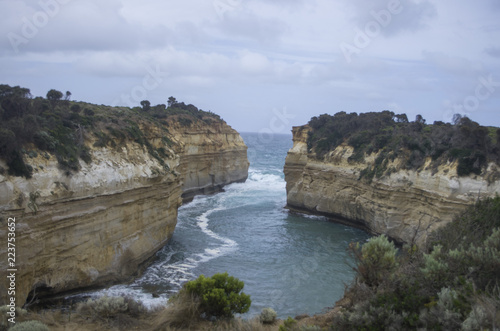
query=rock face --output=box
[0,120,248,305]
[284,126,500,246]
[169,121,249,202]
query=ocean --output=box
[91,132,370,318]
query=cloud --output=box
[1,0,500,131]
[212,11,289,46]
[239,50,271,74]
[347,0,437,36]
[422,51,484,77]
[485,47,500,58]
[1,0,175,54]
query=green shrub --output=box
[182,272,251,319]
[9,320,50,331]
[353,235,398,286]
[279,317,297,331]
[418,287,464,330]
[336,198,500,330]
[429,197,500,252]
[260,307,277,324]
[462,293,500,331]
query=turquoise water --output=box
[94,132,370,318]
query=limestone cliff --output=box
[0,117,248,305]
[168,120,249,202]
[284,126,500,246]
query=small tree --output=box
[181,272,251,319]
[167,96,177,107]
[415,114,426,124]
[65,91,72,101]
[46,89,63,101]
[140,100,151,111]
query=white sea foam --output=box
[225,168,286,195]
[72,282,167,310]
[79,169,286,309]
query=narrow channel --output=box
[93,132,370,318]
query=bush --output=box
[279,317,297,331]
[9,320,50,331]
[76,295,146,321]
[462,293,500,331]
[429,197,500,252]
[352,235,398,287]
[182,272,251,319]
[335,197,500,330]
[0,305,27,329]
[260,307,277,324]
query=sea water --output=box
[91,132,370,318]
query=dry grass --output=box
[13,308,288,331]
[152,292,203,330]
[9,292,329,331]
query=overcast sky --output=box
[1,0,500,133]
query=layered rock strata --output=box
[0,121,248,305]
[169,121,249,202]
[284,126,500,246]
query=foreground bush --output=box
[260,307,277,324]
[76,295,146,322]
[351,234,398,287]
[333,197,500,330]
[181,272,251,319]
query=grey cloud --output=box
[1,1,176,54]
[422,51,482,77]
[213,12,289,45]
[485,47,500,58]
[349,0,437,37]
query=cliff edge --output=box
[0,87,248,305]
[284,113,500,246]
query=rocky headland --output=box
[284,112,500,246]
[0,87,248,305]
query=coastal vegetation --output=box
[9,199,498,330]
[307,111,500,180]
[175,272,251,320]
[332,197,500,330]
[0,84,223,178]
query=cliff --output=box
[0,103,248,306]
[169,120,249,202]
[284,125,500,246]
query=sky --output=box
[1,0,500,133]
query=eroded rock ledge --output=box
[284,126,500,246]
[0,120,248,305]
